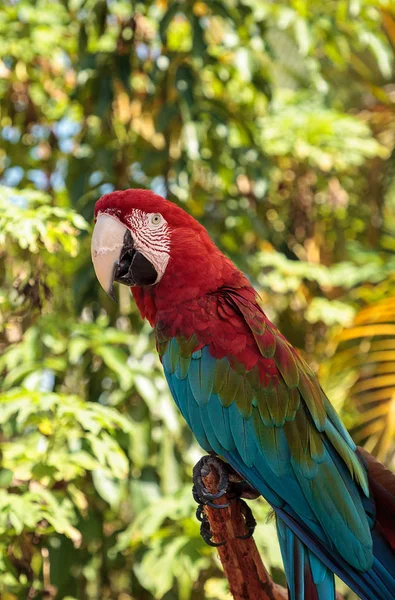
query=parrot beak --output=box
[91,213,158,300]
[91,214,127,301]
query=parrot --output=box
[91,188,395,600]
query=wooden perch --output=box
[202,464,344,600]
[202,465,287,600]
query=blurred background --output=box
[1,0,395,598]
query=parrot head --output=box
[91,189,245,321]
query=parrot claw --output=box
[192,484,229,509]
[192,455,257,545]
[192,455,230,505]
[197,507,226,547]
[196,505,205,522]
[235,499,257,540]
[192,455,229,546]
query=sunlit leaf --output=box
[330,296,395,463]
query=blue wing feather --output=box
[162,340,395,600]
[206,393,235,452]
[187,347,215,405]
[228,402,256,467]
[277,516,336,600]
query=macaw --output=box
[91,189,395,600]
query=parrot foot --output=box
[192,455,258,546]
[196,505,226,547]
[236,499,257,540]
[192,455,230,509]
[227,479,260,501]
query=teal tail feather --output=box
[276,516,335,600]
[226,451,395,600]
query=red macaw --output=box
[91,189,395,600]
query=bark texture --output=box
[202,465,287,600]
[202,464,344,600]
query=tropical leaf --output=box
[330,296,395,464]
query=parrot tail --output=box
[276,448,395,600]
[224,449,395,599]
[276,516,336,600]
[276,507,395,600]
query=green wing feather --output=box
[156,295,372,570]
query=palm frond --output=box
[331,297,395,464]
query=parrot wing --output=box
[156,288,395,600]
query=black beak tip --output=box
[108,283,117,303]
[107,261,119,302]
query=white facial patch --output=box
[125,209,171,283]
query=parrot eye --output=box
[151,214,162,226]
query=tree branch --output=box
[202,464,344,600]
[202,465,287,600]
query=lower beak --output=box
[91,214,158,300]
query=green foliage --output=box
[0,187,88,255]
[260,92,388,171]
[1,0,395,599]
[325,297,395,463]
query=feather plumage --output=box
[156,287,395,600]
[95,190,395,600]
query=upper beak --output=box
[91,213,158,300]
[91,214,127,301]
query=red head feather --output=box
[94,189,250,324]
[95,189,193,229]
